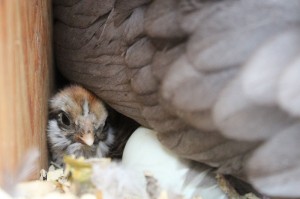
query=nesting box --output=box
[0,0,52,184]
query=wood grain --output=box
[0,0,53,184]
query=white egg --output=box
[122,127,227,199]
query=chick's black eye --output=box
[57,112,71,128]
[61,113,70,126]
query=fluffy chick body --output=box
[47,85,115,166]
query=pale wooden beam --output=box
[0,0,53,184]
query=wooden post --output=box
[0,0,53,185]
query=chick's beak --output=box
[77,132,94,146]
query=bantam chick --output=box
[47,85,115,166]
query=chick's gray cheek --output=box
[97,130,108,141]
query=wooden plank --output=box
[0,0,53,185]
